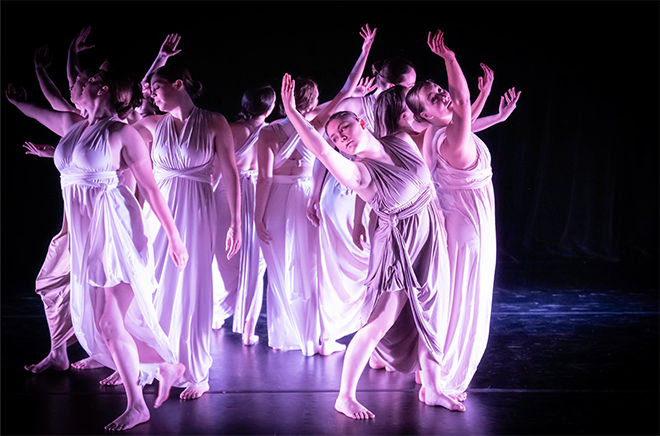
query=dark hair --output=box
[236,84,276,121]
[406,79,436,124]
[371,57,415,87]
[293,76,318,113]
[324,111,360,138]
[150,63,204,100]
[96,70,142,120]
[374,85,408,138]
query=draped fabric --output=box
[145,107,217,387]
[54,118,176,385]
[34,213,74,350]
[356,135,452,373]
[212,124,267,333]
[431,128,497,395]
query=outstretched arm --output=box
[5,83,83,136]
[34,45,77,113]
[429,30,474,169]
[282,74,369,193]
[470,63,493,122]
[471,87,521,132]
[118,124,188,271]
[67,26,95,89]
[23,141,56,158]
[310,24,377,130]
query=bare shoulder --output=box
[210,111,230,127]
[335,96,362,113]
[133,113,165,132]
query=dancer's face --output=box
[150,74,181,113]
[70,71,92,105]
[79,73,106,107]
[398,70,417,92]
[420,82,452,124]
[326,116,368,155]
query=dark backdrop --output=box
[2,1,658,292]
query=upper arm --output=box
[118,125,155,189]
[132,115,159,153]
[213,113,235,163]
[442,102,475,168]
[256,127,276,178]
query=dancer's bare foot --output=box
[418,386,465,412]
[24,348,69,373]
[320,340,346,356]
[155,362,185,408]
[71,357,104,370]
[242,333,259,346]
[180,381,210,400]
[368,353,386,369]
[104,404,150,431]
[100,370,123,386]
[335,395,375,420]
[450,391,467,402]
[415,370,422,384]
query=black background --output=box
[2,1,658,292]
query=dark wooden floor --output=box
[2,261,658,435]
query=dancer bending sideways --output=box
[6,70,188,431]
[406,30,520,403]
[212,84,276,346]
[281,70,464,419]
[133,62,241,400]
[255,24,375,356]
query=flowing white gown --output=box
[144,107,217,388]
[54,117,176,385]
[430,128,497,395]
[259,118,321,356]
[212,124,267,334]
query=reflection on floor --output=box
[2,261,658,435]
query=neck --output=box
[355,134,386,160]
[86,102,114,124]
[169,97,196,121]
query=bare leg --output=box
[415,370,422,384]
[97,284,150,431]
[335,291,408,420]
[368,352,386,370]
[71,357,104,370]
[24,343,69,373]
[242,320,259,346]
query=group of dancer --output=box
[7,24,520,430]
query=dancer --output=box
[132,62,241,400]
[212,84,276,347]
[255,24,376,356]
[24,35,108,373]
[6,69,188,431]
[280,68,464,418]
[405,30,521,401]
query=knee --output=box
[97,315,120,341]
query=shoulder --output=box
[335,97,362,113]
[133,114,165,132]
[229,121,251,143]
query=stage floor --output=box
[2,261,658,435]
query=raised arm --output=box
[471,87,521,133]
[429,30,474,169]
[117,124,188,271]
[212,113,242,259]
[282,74,368,193]
[470,63,493,122]
[310,24,377,130]
[67,26,95,89]
[5,83,83,136]
[141,34,182,95]
[34,45,77,113]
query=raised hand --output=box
[70,26,95,53]
[281,73,297,116]
[359,23,377,54]
[351,76,377,98]
[478,63,494,93]
[5,83,27,104]
[498,87,521,119]
[427,30,455,61]
[34,45,53,69]
[159,33,182,58]
[23,141,55,158]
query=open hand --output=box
[168,235,188,273]
[352,76,377,97]
[34,45,52,69]
[70,26,95,53]
[428,30,455,61]
[498,87,521,119]
[5,83,27,104]
[23,141,55,158]
[360,23,377,54]
[478,63,494,93]
[159,33,182,58]
[281,73,296,116]
[225,226,242,260]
